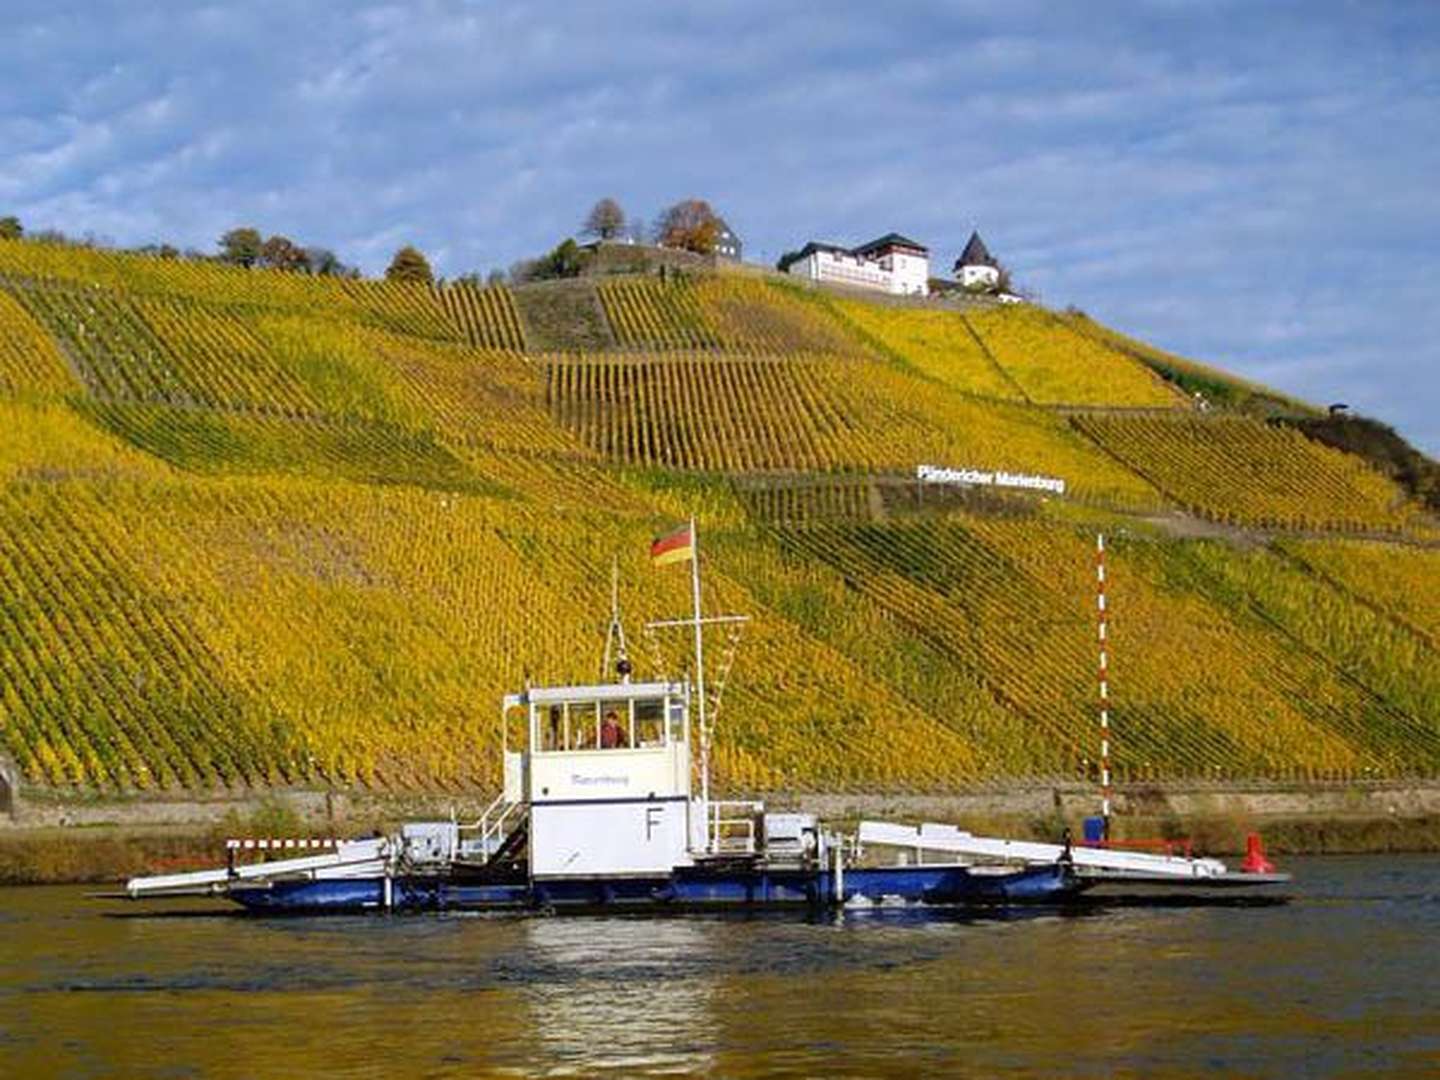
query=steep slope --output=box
[0,239,1435,795]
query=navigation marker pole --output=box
[1097,533,1111,841]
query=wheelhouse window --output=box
[568,702,597,750]
[531,694,679,752]
[635,699,665,747]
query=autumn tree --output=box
[260,234,310,273]
[386,245,434,285]
[218,227,263,267]
[583,198,627,241]
[655,199,719,255]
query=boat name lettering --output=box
[916,464,1066,496]
[571,774,629,786]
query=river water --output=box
[2,855,1438,1078]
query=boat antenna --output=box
[601,556,633,684]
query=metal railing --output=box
[460,792,524,862]
[708,800,764,855]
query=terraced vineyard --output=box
[829,299,1025,401]
[1073,413,1419,531]
[0,289,77,396]
[749,513,1406,781]
[967,305,1185,407]
[599,277,720,349]
[1277,538,1440,642]
[598,274,863,354]
[0,240,524,349]
[546,351,1163,509]
[432,281,527,349]
[0,236,1435,794]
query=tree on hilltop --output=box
[583,198,627,241]
[655,199,719,255]
[260,234,310,273]
[0,216,22,241]
[386,245,434,285]
[305,247,357,277]
[218,227,263,267]
[509,238,591,284]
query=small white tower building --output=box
[954,231,1000,290]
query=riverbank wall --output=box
[2,779,1438,884]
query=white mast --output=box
[690,516,710,827]
[645,517,748,857]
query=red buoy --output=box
[1241,832,1275,874]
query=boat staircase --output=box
[458,791,528,872]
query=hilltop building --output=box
[779,233,929,296]
[712,217,742,261]
[954,231,1000,290]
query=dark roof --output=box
[852,232,929,256]
[777,241,849,271]
[955,230,997,269]
[713,215,738,239]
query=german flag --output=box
[650,523,695,566]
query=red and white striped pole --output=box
[1096,533,1111,840]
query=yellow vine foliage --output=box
[966,305,1185,407]
[546,351,1162,510]
[1278,538,1440,643]
[1073,414,1421,532]
[0,239,523,348]
[597,275,863,355]
[0,240,1434,792]
[828,298,1024,401]
[0,289,78,396]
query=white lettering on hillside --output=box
[916,464,1066,496]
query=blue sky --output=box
[4,1,1438,452]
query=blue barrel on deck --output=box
[1082,816,1106,844]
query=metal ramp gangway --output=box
[125,836,392,899]
[856,821,1291,890]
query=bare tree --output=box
[583,198,627,241]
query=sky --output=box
[4,1,1438,453]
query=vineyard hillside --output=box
[0,239,1436,799]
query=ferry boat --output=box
[122,522,1289,913]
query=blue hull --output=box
[228,863,1075,914]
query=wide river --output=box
[3,855,1437,1077]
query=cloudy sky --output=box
[5,1,1438,452]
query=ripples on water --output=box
[2,856,1438,1077]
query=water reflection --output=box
[519,918,718,1075]
[4,859,1439,1078]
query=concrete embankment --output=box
[2,779,1438,884]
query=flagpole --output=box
[689,516,710,848]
